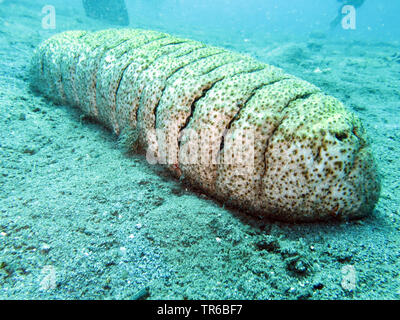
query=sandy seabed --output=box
[0,1,400,299]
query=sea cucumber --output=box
[29,29,381,222]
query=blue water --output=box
[35,0,400,41]
[126,0,400,40]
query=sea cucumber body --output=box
[30,29,381,222]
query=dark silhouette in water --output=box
[82,0,129,26]
[330,0,365,29]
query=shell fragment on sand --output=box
[29,29,381,222]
